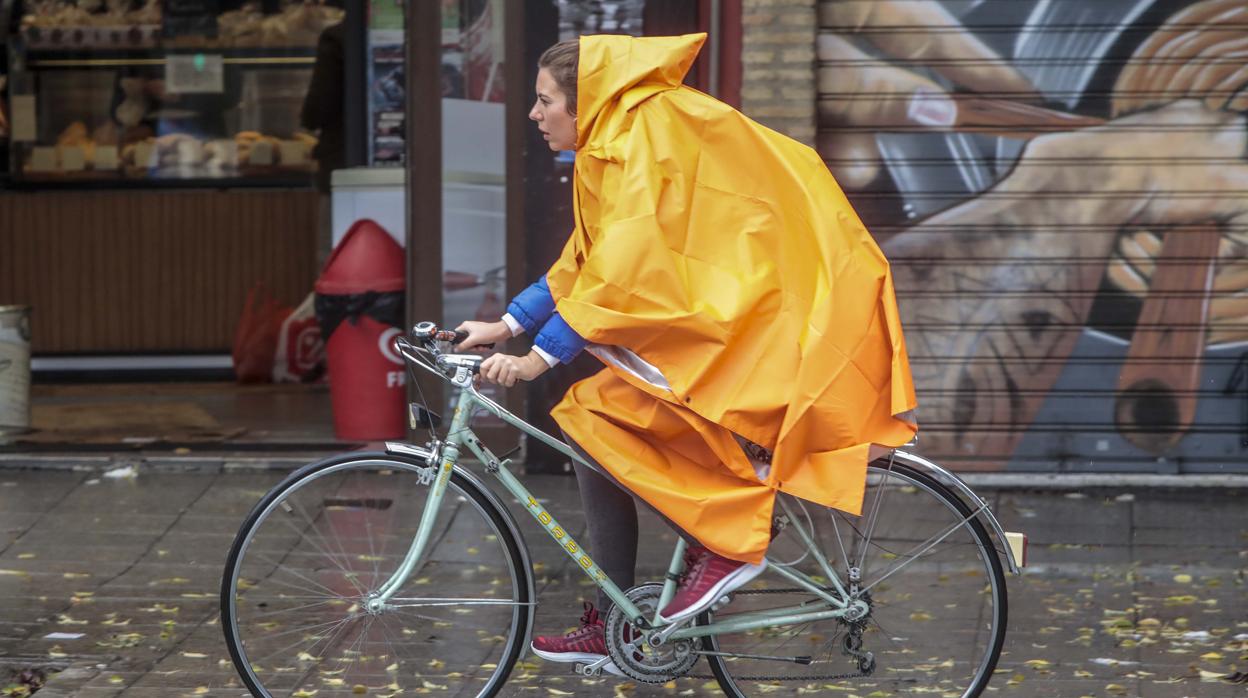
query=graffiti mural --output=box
[817,0,1248,471]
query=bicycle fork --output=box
[365,387,651,626]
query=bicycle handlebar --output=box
[397,322,491,380]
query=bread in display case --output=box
[7,1,344,184]
[19,0,342,50]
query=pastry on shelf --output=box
[218,0,344,47]
[128,0,160,25]
[284,1,345,45]
[21,0,160,48]
[235,130,281,166]
[21,1,93,28]
[204,139,241,172]
[218,3,265,47]
[153,132,206,167]
[121,136,158,171]
[55,120,95,167]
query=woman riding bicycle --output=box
[456,33,918,674]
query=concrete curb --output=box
[958,472,1248,490]
[0,453,333,472]
[2,452,1247,489]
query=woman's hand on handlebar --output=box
[479,351,551,387]
[454,320,511,351]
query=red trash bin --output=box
[315,219,407,440]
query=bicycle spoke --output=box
[359,491,384,591]
[703,462,1006,697]
[225,459,532,697]
[247,612,364,669]
[387,597,530,608]
[274,504,369,598]
[248,598,340,619]
[291,495,371,598]
[828,507,851,573]
[333,615,376,680]
[376,613,419,667]
[246,549,353,600]
[857,455,895,577]
[384,606,503,630]
[317,476,380,601]
[861,505,984,594]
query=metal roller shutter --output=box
[816,0,1248,473]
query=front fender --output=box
[888,450,1024,575]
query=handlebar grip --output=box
[448,329,494,350]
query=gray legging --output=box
[564,435,698,612]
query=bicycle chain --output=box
[688,669,868,681]
[686,592,873,683]
[732,586,833,595]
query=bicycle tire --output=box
[702,460,1008,698]
[221,452,533,697]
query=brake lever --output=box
[449,329,494,351]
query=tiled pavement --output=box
[0,463,1244,697]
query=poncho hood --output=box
[575,33,705,150]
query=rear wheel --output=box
[222,454,532,697]
[702,459,1008,697]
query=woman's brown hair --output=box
[538,39,579,115]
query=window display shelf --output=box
[25,46,316,67]
[8,42,321,187]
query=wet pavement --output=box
[0,460,1244,697]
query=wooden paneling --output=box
[0,189,318,353]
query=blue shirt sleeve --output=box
[534,311,588,364]
[506,276,557,334]
[507,275,587,363]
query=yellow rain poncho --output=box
[547,33,918,564]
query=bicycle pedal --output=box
[711,594,732,611]
[574,662,600,677]
[576,655,613,677]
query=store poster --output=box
[367,0,472,163]
[367,28,404,165]
[367,0,403,164]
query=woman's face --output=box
[530,68,577,151]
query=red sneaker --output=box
[530,602,624,676]
[657,546,767,624]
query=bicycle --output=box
[221,322,1027,697]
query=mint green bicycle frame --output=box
[371,373,863,642]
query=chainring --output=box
[604,583,700,684]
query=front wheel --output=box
[702,459,1008,697]
[221,453,533,697]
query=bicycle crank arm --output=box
[695,650,813,665]
[575,655,616,677]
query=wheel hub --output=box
[842,598,870,623]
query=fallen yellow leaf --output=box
[1024,659,1052,669]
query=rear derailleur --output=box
[841,621,876,675]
